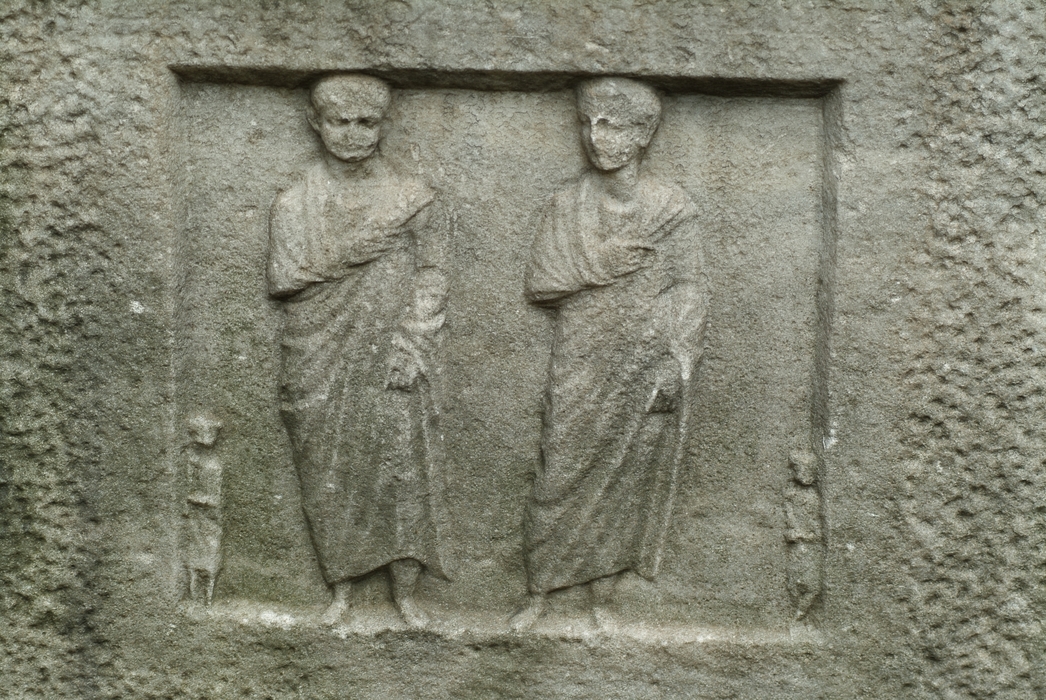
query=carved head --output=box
[788,449,818,486]
[576,77,662,172]
[307,74,391,163]
[188,412,222,447]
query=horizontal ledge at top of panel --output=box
[169,64,843,98]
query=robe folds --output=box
[268,161,447,584]
[524,173,708,594]
[185,452,222,576]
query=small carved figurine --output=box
[268,74,448,628]
[511,77,709,631]
[784,448,823,621]
[185,412,223,606]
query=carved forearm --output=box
[664,281,708,377]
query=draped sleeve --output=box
[660,201,709,380]
[525,185,608,305]
[267,177,326,298]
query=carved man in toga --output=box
[512,77,708,630]
[268,74,447,627]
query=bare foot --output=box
[509,593,546,632]
[389,559,428,628]
[321,581,351,626]
[396,594,430,629]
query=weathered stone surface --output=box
[1,1,1044,698]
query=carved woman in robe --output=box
[512,77,708,631]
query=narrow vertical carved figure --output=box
[512,78,708,631]
[185,412,223,605]
[784,449,823,621]
[268,74,448,628]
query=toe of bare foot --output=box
[398,598,430,629]
[509,603,543,632]
[321,600,347,626]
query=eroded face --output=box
[789,451,817,486]
[577,105,654,172]
[189,423,220,447]
[310,96,385,163]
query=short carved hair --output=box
[576,77,662,128]
[310,73,391,115]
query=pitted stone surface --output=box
[2,2,1044,698]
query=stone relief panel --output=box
[174,76,826,633]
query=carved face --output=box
[309,89,386,163]
[575,78,660,172]
[577,106,655,172]
[789,450,817,486]
[188,414,221,447]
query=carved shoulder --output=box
[539,179,583,223]
[267,171,317,299]
[642,177,697,226]
[270,187,295,219]
[388,175,437,218]
[270,172,310,223]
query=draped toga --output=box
[523,172,707,594]
[268,161,447,584]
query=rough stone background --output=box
[1,1,1044,698]
[902,4,1046,698]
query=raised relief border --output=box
[170,66,842,641]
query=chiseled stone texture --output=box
[902,4,1046,698]
[0,1,1044,698]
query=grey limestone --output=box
[1,1,1045,698]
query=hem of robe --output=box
[321,551,448,586]
[523,402,683,596]
[526,559,659,595]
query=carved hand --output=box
[597,238,655,279]
[647,356,682,413]
[386,344,422,392]
[186,492,219,508]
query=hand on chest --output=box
[321,183,411,239]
